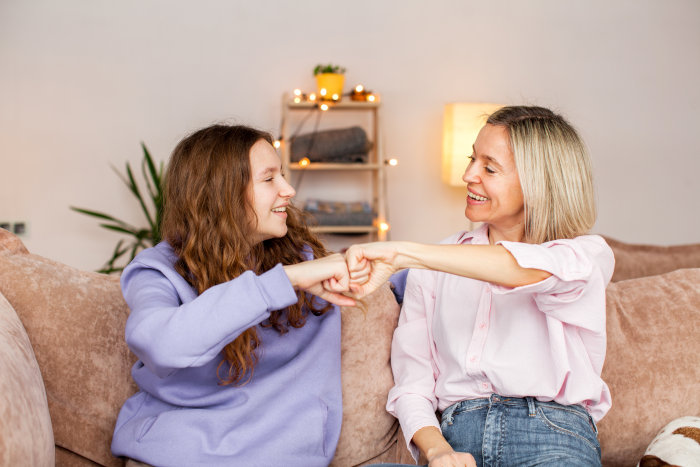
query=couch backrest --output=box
[0,229,137,467]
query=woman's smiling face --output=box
[462,124,525,242]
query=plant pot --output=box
[315,73,345,100]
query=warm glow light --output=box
[442,103,502,186]
[293,97,301,103]
[367,94,376,102]
[331,93,339,101]
[319,88,327,96]
[293,88,302,96]
[388,158,398,166]
[379,221,390,232]
[320,103,329,111]
[309,93,317,101]
[273,140,281,149]
[298,157,310,167]
[355,84,364,92]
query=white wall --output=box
[2,0,699,271]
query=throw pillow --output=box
[0,291,54,466]
[598,268,700,465]
[0,229,137,467]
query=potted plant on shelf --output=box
[313,63,346,100]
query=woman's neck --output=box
[487,224,525,244]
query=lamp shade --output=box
[442,103,502,186]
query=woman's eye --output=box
[485,166,496,174]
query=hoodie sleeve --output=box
[122,259,297,378]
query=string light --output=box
[379,221,390,232]
[355,84,364,93]
[273,140,281,149]
[293,89,302,97]
[320,103,329,111]
[309,93,317,101]
[319,88,327,97]
[298,157,311,168]
[387,158,398,166]
[367,94,376,102]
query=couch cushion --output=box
[333,284,414,466]
[0,229,137,467]
[0,290,55,466]
[598,268,700,466]
[603,236,700,282]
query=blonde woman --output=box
[348,106,613,467]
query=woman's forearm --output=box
[394,242,551,288]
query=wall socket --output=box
[0,221,29,237]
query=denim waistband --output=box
[440,395,591,426]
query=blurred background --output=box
[1,0,698,271]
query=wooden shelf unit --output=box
[279,95,387,242]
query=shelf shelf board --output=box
[285,99,380,109]
[289,162,380,171]
[310,225,377,234]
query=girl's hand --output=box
[283,254,356,307]
[345,242,402,298]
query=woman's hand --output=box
[283,254,356,307]
[413,426,476,467]
[427,450,476,467]
[345,242,403,298]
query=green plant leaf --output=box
[72,142,165,274]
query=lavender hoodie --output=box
[111,242,342,466]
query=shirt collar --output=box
[456,223,490,245]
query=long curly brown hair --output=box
[160,124,331,385]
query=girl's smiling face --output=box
[248,139,296,244]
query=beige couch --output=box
[1,228,698,467]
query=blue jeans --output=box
[372,395,601,467]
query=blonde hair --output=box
[487,106,596,244]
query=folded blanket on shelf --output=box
[303,199,374,226]
[291,126,370,163]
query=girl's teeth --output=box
[469,192,488,201]
[271,207,286,212]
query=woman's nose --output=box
[462,164,479,184]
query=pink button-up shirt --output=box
[386,224,614,456]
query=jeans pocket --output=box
[536,405,600,454]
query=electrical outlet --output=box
[13,222,28,236]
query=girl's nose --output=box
[280,178,296,199]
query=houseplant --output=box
[313,63,346,99]
[70,143,164,274]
